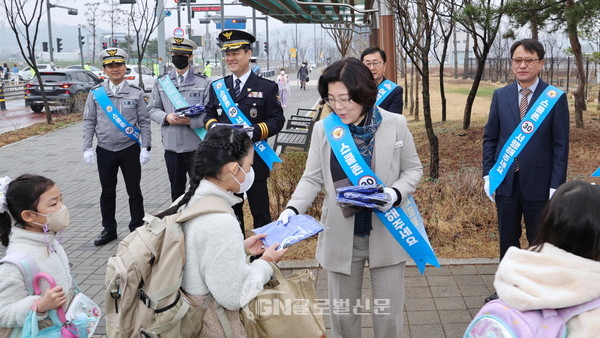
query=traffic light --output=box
[79,36,85,47]
[42,42,48,52]
[263,42,268,55]
[102,42,108,49]
[56,38,63,53]
[112,38,118,47]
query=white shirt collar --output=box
[517,77,539,96]
[232,69,252,90]
[109,80,124,94]
[177,69,190,85]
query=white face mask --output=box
[231,164,255,194]
[280,71,285,75]
[32,204,70,233]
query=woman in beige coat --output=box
[277,58,423,338]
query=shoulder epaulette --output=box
[194,71,207,78]
[91,83,102,90]
[129,83,143,91]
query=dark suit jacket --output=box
[482,79,569,201]
[204,71,285,179]
[377,77,404,114]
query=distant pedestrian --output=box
[204,61,213,77]
[250,56,261,76]
[297,61,309,90]
[276,68,290,107]
[3,63,9,80]
[82,48,152,246]
[84,63,91,71]
[12,64,19,74]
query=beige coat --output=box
[287,108,423,275]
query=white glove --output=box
[246,129,254,140]
[278,208,297,225]
[140,148,151,165]
[83,148,95,165]
[376,187,398,212]
[549,188,556,200]
[483,175,495,202]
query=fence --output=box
[0,81,26,111]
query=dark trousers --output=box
[164,150,196,201]
[232,178,272,235]
[495,172,547,259]
[96,144,144,232]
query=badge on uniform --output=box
[250,107,258,118]
[189,92,200,98]
[248,91,263,98]
[217,108,223,116]
[122,100,135,108]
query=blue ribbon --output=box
[91,87,141,146]
[324,113,439,274]
[376,79,398,105]
[489,85,564,195]
[212,79,282,170]
[158,75,207,140]
[592,167,600,177]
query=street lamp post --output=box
[47,2,78,63]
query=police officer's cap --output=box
[99,48,128,66]
[218,30,256,52]
[167,37,198,54]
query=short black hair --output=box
[318,58,377,115]
[360,47,387,63]
[532,180,600,261]
[510,39,545,59]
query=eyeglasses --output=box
[323,96,352,108]
[512,58,541,66]
[364,61,383,68]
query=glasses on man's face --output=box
[512,58,540,67]
[364,60,383,68]
[323,96,352,108]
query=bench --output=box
[274,107,323,154]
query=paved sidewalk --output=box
[0,78,499,337]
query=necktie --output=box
[113,84,119,96]
[234,78,241,98]
[178,75,184,86]
[515,88,531,172]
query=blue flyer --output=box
[253,214,324,249]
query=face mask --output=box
[172,55,190,70]
[280,71,285,75]
[230,165,255,194]
[32,204,70,233]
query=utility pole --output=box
[266,16,270,72]
[78,26,85,67]
[47,1,55,63]
[220,0,225,76]
[157,0,166,75]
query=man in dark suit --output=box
[482,39,569,302]
[360,46,403,114]
[204,30,285,233]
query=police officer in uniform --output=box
[204,30,285,233]
[148,37,211,201]
[83,48,152,246]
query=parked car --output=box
[18,64,54,81]
[124,64,156,91]
[24,69,102,113]
[66,64,104,78]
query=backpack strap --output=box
[176,195,235,223]
[0,251,39,295]
[558,297,600,322]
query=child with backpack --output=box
[0,174,72,335]
[155,125,287,336]
[465,180,600,337]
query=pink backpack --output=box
[464,298,600,338]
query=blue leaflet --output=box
[175,103,205,117]
[253,214,324,249]
[336,184,390,208]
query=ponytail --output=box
[155,126,252,219]
[0,212,10,247]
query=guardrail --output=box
[0,82,26,111]
[261,69,276,78]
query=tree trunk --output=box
[422,57,439,179]
[453,28,458,79]
[34,71,53,124]
[403,52,409,109]
[462,57,487,129]
[409,64,415,116]
[566,0,586,128]
[463,33,470,79]
[415,73,420,121]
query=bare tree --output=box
[455,0,505,129]
[101,0,127,49]
[83,1,105,65]
[325,23,354,58]
[389,0,441,179]
[3,0,53,124]
[123,0,165,90]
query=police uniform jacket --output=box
[148,67,211,153]
[203,71,285,180]
[83,80,151,152]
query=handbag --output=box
[305,77,310,83]
[240,263,326,338]
[21,272,92,338]
[65,286,101,337]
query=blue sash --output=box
[376,79,398,105]
[489,85,564,194]
[324,113,439,274]
[158,75,207,140]
[592,167,600,177]
[212,78,282,170]
[91,87,141,145]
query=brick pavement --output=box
[0,76,500,337]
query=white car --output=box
[66,64,104,78]
[124,64,156,92]
[18,64,54,81]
